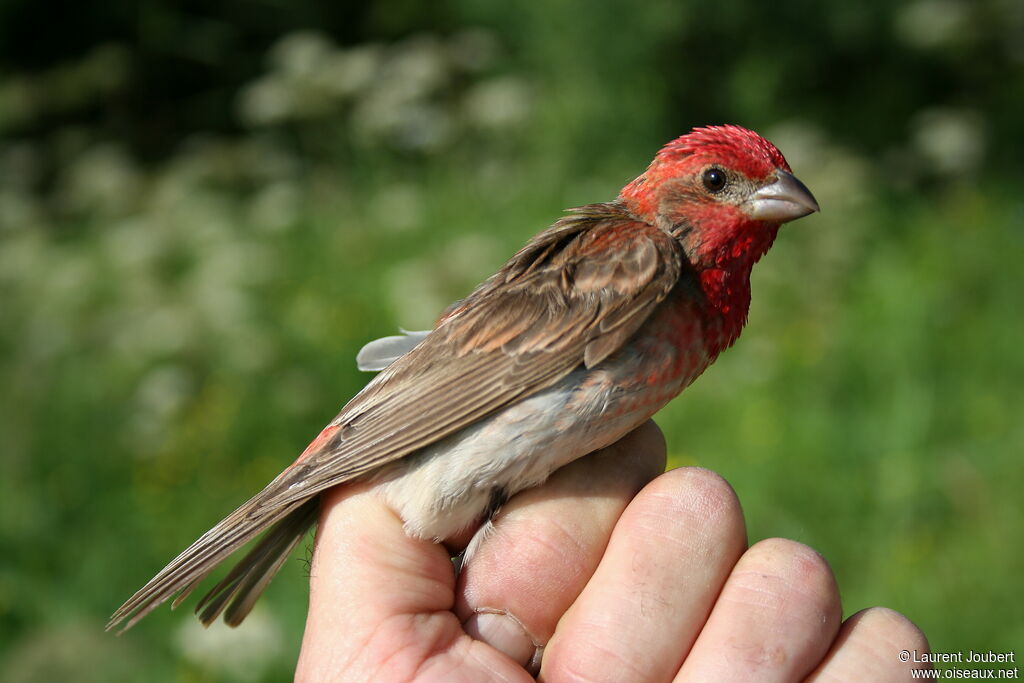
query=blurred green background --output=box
[1,0,1022,680]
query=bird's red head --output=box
[619,125,818,271]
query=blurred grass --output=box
[1,1,1023,680]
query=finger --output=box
[673,538,842,682]
[296,482,523,681]
[541,467,748,682]
[805,607,931,682]
[455,420,668,670]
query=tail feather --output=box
[107,495,319,633]
[170,577,202,610]
[223,527,308,626]
[198,499,319,626]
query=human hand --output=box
[297,420,929,681]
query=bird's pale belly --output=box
[376,308,713,541]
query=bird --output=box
[108,124,819,633]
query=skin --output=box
[298,421,931,682]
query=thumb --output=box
[296,481,454,677]
[296,482,524,681]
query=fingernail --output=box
[464,610,537,667]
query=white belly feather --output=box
[374,366,672,540]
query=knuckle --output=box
[731,539,840,620]
[627,467,746,556]
[847,606,930,653]
[647,467,743,527]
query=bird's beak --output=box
[745,170,820,223]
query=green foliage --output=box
[1,0,1022,679]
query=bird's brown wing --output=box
[264,205,683,500]
[108,203,683,631]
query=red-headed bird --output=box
[109,124,819,632]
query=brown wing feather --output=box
[108,202,682,631]
[259,205,682,504]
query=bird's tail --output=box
[107,495,320,633]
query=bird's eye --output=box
[702,168,727,193]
